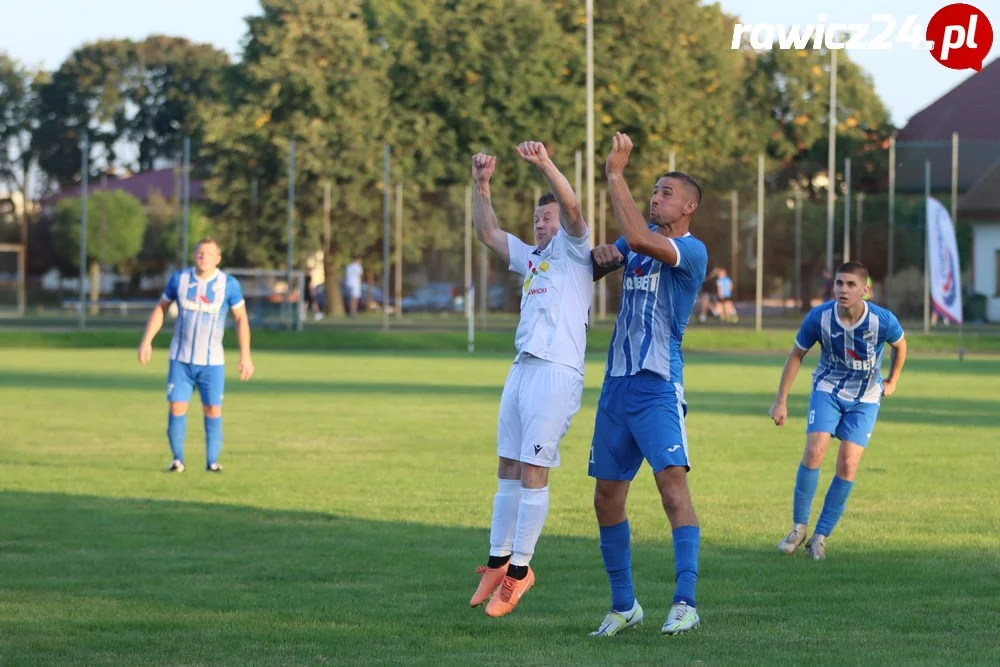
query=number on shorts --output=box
[808,410,816,425]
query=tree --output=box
[0,53,47,251]
[548,0,762,194]
[201,0,391,315]
[141,190,213,272]
[32,37,229,187]
[50,190,147,312]
[742,47,893,195]
[364,0,580,292]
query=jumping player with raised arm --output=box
[587,133,708,637]
[468,141,593,618]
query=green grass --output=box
[1,348,999,665]
[1,322,998,355]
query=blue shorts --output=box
[167,360,225,406]
[807,391,880,447]
[588,372,690,480]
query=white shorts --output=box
[497,356,584,468]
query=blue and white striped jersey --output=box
[162,269,245,367]
[605,231,708,384]
[795,300,904,403]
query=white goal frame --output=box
[225,268,305,331]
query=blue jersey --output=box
[162,269,245,366]
[605,232,708,384]
[717,275,733,298]
[795,300,904,404]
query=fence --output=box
[9,139,1000,331]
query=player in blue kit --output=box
[587,133,708,637]
[769,262,908,560]
[138,238,255,473]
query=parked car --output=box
[401,282,462,313]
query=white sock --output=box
[489,478,522,558]
[511,486,550,567]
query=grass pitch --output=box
[1,347,998,665]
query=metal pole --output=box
[887,135,896,308]
[952,131,963,360]
[731,190,738,297]
[756,153,764,332]
[251,177,259,244]
[323,181,331,316]
[99,172,107,292]
[395,182,403,318]
[182,136,190,268]
[465,184,474,352]
[669,151,676,172]
[586,0,596,327]
[575,150,582,202]
[843,157,851,262]
[795,189,802,310]
[480,242,488,328]
[287,136,296,329]
[856,192,864,265]
[79,134,88,330]
[924,159,931,335]
[598,188,607,319]
[826,46,838,273]
[383,144,391,331]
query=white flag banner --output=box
[926,196,963,325]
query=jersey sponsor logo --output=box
[844,349,874,371]
[623,273,660,292]
[523,259,551,293]
[527,287,548,296]
[179,298,222,314]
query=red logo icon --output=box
[926,3,993,71]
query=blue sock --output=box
[205,416,222,466]
[814,476,855,537]
[672,525,700,607]
[167,413,186,461]
[793,463,821,525]
[599,520,635,612]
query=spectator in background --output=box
[345,257,363,316]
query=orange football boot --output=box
[470,562,509,607]
[484,567,535,617]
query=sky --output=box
[1,0,998,128]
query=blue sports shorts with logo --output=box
[167,359,225,406]
[807,390,880,447]
[589,371,690,480]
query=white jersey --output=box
[507,228,593,375]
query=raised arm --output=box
[605,132,678,266]
[769,344,809,427]
[516,141,586,238]
[471,153,511,265]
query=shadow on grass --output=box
[1,491,998,666]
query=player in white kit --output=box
[468,141,593,618]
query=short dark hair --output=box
[536,192,557,207]
[836,261,869,282]
[660,171,702,204]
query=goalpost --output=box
[224,268,305,331]
[0,243,25,318]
